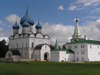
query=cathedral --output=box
[5,5,51,61]
[5,4,100,62]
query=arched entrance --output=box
[44,52,49,61]
[8,54,11,58]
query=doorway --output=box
[44,52,49,61]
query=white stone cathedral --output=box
[5,5,51,61]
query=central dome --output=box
[20,8,34,26]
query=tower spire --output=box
[54,39,59,49]
[71,17,82,42]
[38,17,40,24]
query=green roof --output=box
[67,39,100,44]
[52,49,74,53]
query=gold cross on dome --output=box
[16,17,17,22]
[38,17,40,22]
[26,3,28,8]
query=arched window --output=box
[77,58,78,61]
[32,42,34,48]
[22,43,23,48]
[16,43,18,48]
[26,42,27,48]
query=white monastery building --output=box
[5,4,100,62]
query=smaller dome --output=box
[22,21,29,27]
[35,21,42,29]
[76,19,78,22]
[13,21,19,29]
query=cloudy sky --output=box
[0,0,100,45]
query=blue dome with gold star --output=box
[13,21,19,29]
[35,20,42,29]
[20,5,34,26]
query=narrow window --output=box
[90,45,92,48]
[82,58,84,61]
[77,58,78,61]
[26,43,27,47]
[16,43,18,48]
[32,42,34,48]
[22,43,23,48]
[45,45,47,49]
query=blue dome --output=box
[13,21,19,29]
[20,8,34,25]
[35,21,42,29]
[22,21,29,27]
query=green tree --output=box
[0,39,8,57]
[50,45,54,50]
[62,44,66,49]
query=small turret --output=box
[54,39,59,49]
[35,17,42,33]
[71,18,82,42]
[13,18,20,35]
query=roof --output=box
[67,39,100,44]
[20,6,34,25]
[35,21,42,29]
[54,40,59,49]
[13,21,19,29]
[34,44,50,50]
[22,21,29,27]
[9,50,21,55]
[52,49,74,53]
[9,33,50,38]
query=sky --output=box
[0,0,100,45]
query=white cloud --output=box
[76,0,100,6]
[86,16,98,19]
[0,20,6,25]
[42,19,100,46]
[91,8,100,13]
[58,5,64,10]
[68,0,100,10]
[6,14,21,25]
[68,6,77,10]
[0,28,3,31]
[1,18,100,46]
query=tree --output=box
[0,39,8,57]
[62,44,66,49]
[50,45,55,50]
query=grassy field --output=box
[0,61,100,75]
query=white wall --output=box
[66,43,88,62]
[51,51,59,62]
[66,53,74,62]
[87,44,100,61]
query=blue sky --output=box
[0,0,100,45]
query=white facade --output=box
[51,51,74,62]
[66,43,100,62]
[5,33,50,59]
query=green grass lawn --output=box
[0,61,100,75]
